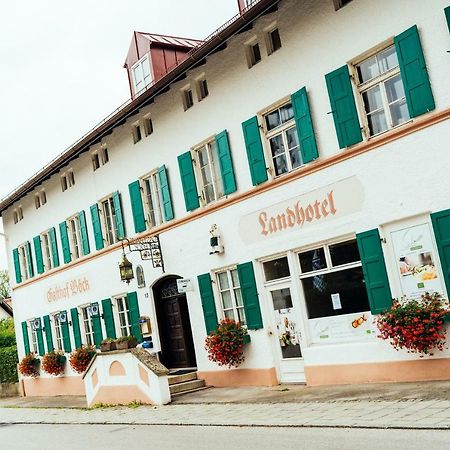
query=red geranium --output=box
[376,292,449,356]
[18,353,40,378]
[69,345,97,374]
[205,318,248,368]
[42,351,66,376]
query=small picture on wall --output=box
[398,252,437,281]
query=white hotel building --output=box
[1,0,450,396]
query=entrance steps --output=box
[168,371,207,396]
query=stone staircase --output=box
[168,371,207,396]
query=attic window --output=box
[61,170,75,192]
[132,124,142,144]
[182,88,194,111]
[196,79,209,101]
[13,206,23,224]
[143,116,153,137]
[131,55,152,95]
[246,41,261,68]
[35,191,47,209]
[333,0,353,10]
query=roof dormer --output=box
[124,32,203,98]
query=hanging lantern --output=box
[119,253,134,284]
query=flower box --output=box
[100,341,116,352]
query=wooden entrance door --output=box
[154,277,196,369]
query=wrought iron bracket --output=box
[120,236,165,272]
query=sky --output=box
[0,0,238,269]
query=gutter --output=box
[0,0,280,214]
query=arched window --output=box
[136,265,145,288]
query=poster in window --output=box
[391,223,443,299]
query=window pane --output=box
[263,257,290,281]
[299,247,326,273]
[280,103,294,123]
[230,270,240,288]
[271,288,293,310]
[270,28,282,52]
[234,288,243,307]
[302,266,370,319]
[385,74,405,103]
[204,184,215,204]
[378,46,398,74]
[285,126,299,149]
[329,240,360,266]
[390,99,409,127]
[269,134,285,156]
[362,86,383,113]
[367,110,388,135]
[221,290,233,309]
[289,148,302,169]
[224,309,235,320]
[218,272,229,290]
[265,110,281,131]
[237,307,246,324]
[357,56,379,83]
[273,155,288,176]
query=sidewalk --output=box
[1,381,450,429]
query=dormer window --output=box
[131,55,152,95]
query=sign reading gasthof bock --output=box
[47,275,91,303]
[239,177,364,244]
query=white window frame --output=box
[66,214,82,260]
[261,99,302,178]
[141,170,164,229]
[352,43,410,139]
[80,305,95,346]
[18,243,31,280]
[52,313,64,352]
[28,320,38,354]
[114,295,132,337]
[99,195,119,246]
[215,267,246,325]
[40,230,53,271]
[131,55,152,95]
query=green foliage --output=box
[0,346,19,383]
[0,318,16,348]
[0,270,10,300]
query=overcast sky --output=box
[0,0,238,270]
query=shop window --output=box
[67,215,83,260]
[216,268,246,324]
[263,256,290,281]
[141,171,164,228]
[53,313,64,351]
[354,45,409,137]
[263,102,302,177]
[193,139,224,205]
[116,296,132,337]
[266,27,282,55]
[298,239,370,320]
[81,306,95,346]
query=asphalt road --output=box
[1,424,450,450]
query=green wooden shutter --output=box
[59,221,71,264]
[178,151,199,211]
[215,130,237,195]
[60,312,72,353]
[90,204,104,250]
[78,211,90,256]
[237,262,263,330]
[394,25,435,118]
[356,229,393,314]
[112,191,125,240]
[13,248,22,284]
[127,291,142,342]
[70,308,82,349]
[43,315,54,352]
[431,209,450,296]
[242,116,268,186]
[446,6,450,34]
[128,180,146,233]
[291,87,319,163]
[92,311,103,348]
[325,65,363,149]
[36,319,45,356]
[101,298,116,339]
[158,165,174,221]
[49,227,60,268]
[21,321,30,355]
[33,236,44,274]
[25,241,34,278]
[197,273,218,334]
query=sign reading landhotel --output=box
[47,275,91,303]
[239,177,364,244]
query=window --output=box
[355,45,409,137]
[263,256,290,281]
[216,268,246,324]
[61,171,75,192]
[141,171,164,228]
[333,0,353,10]
[267,28,282,55]
[100,196,119,245]
[194,140,224,205]
[298,239,370,319]
[53,313,63,351]
[264,102,302,176]
[131,55,152,95]
[100,147,109,165]
[67,215,82,260]
[18,243,32,281]
[13,206,23,224]
[132,124,142,144]
[182,88,194,110]
[29,320,38,354]
[143,116,153,137]
[81,306,95,346]
[197,78,209,101]
[116,296,132,337]
[92,153,100,171]
[41,230,53,271]
[92,147,109,171]
[35,191,46,209]
[246,42,261,68]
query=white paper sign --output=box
[331,293,342,310]
[177,278,193,293]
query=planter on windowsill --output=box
[115,336,138,350]
[243,334,251,345]
[100,340,116,353]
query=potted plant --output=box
[69,345,97,374]
[100,338,116,353]
[42,351,66,376]
[18,353,40,378]
[116,335,138,350]
[204,318,249,368]
[376,292,449,356]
